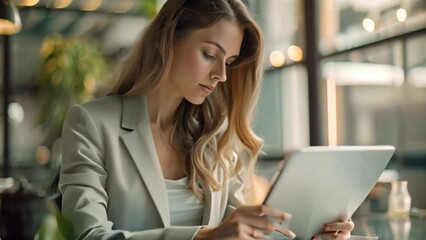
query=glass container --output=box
[388,181,411,217]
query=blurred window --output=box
[247,0,310,157]
[319,0,426,54]
[254,65,309,158]
[320,33,426,165]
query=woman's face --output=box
[169,18,244,105]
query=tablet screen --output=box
[263,146,394,239]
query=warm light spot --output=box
[362,18,375,32]
[108,1,133,13]
[396,8,407,22]
[36,146,51,165]
[269,51,285,67]
[0,19,21,35]
[53,0,72,9]
[326,78,337,146]
[40,38,55,58]
[17,0,40,6]
[287,45,303,62]
[80,0,102,11]
[84,76,97,93]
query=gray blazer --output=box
[59,94,245,240]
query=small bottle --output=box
[388,181,411,217]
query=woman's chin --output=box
[185,96,207,105]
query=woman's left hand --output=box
[311,218,354,240]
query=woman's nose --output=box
[210,62,227,82]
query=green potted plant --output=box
[34,34,109,239]
[37,34,109,145]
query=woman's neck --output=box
[146,89,183,130]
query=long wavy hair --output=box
[109,0,264,203]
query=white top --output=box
[165,177,204,226]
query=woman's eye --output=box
[203,52,215,61]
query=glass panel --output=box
[254,69,284,158]
[247,0,308,158]
[404,34,426,164]
[319,0,426,54]
[254,65,309,158]
[320,34,426,165]
[321,41,403,147]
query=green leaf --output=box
[34,214,64,240]
[56,214,73,240]
[34,213,74,240]
[140,0,157,19]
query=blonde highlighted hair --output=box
[109,0,264,203]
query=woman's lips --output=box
[200,84,214,93]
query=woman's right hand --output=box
[194,205,295,240]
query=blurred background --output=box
[0,0,425,235]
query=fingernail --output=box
[283,212,292,220]
[324,224,330,231]
[289,231,296,239]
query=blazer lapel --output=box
[119,95,170,227]
[202,167,221,226]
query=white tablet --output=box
[263,145,395,240]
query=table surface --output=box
[352,213,426,240]
[264,213,426,240]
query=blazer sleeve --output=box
[59,105,201,240]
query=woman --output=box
[59,0,353,239]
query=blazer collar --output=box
[121,94,148,130]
